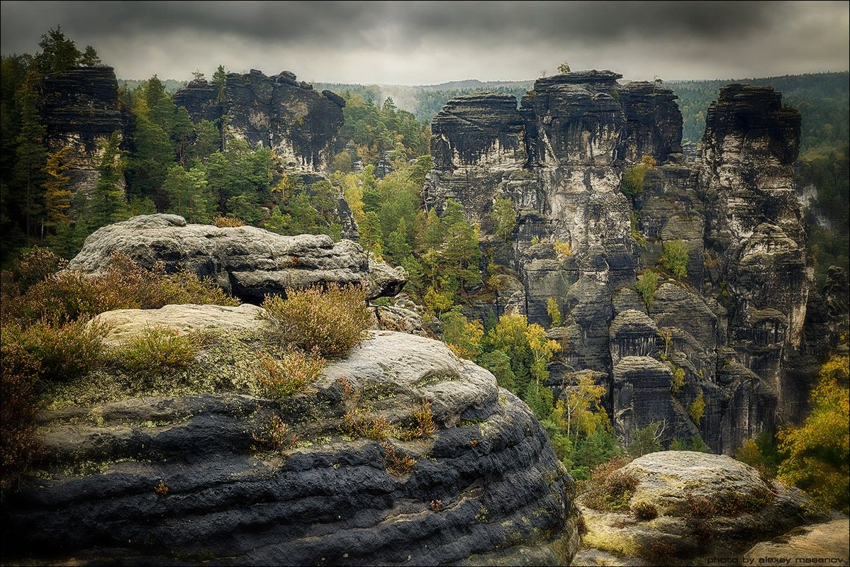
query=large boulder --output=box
[1,308,580,565]
[578,452,828,563]
[66,215,406,302]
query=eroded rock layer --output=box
[1,327,579,566]
[66,214,406,302]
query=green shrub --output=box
[688,390,705,424]
[661,240,689,278]
[629,421,664,457]
[635,269,658,310]
[4,319,109,383]
[256,346,325,400]
[4,251,238,327]
[620,156,656,199]
[115,327,198,382]
[263,283,372,359]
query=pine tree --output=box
[90,132,126,229]
[171,106,193,166]
[36,26,82,75]
[13,69,47,239]
[43,146,74,230]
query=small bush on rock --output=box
[253,414,298,451]
[115,327,198,382]
[381,441,416,476]
[685,491,715,519]
[3,319,109,383]
[213,216,245,228]
[640,539,677,563]
[4,252,238,327]
[635,269,658,310]
[583,456,638,512]
[256,346,325,400]
[0,336,42,494]
[397,399,437,441]
[343,408,391,440]
[263,283,371,359]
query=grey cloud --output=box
[1,1,847,84]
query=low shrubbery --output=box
[256,347,326,400]
[397,399,437,441]
[114,327,198,383]
[582,456,638,512]
[1,249,239,327]
[381,441,416,476]
[262,283,372,359]
[0,247,240,494]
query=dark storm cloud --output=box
[0,1,795,53]
[1,1,847,84]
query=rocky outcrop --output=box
[66,214,406,302]
[1,315,580,565]
[173,69,344,173]
[426,71,812,456]
[93,303,271,344]
[696,84,808,422]
[577,452,828,564]
[41,66,126,198]
[172,78,222,123]
[743,518,850,563]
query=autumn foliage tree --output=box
[777,353,849,514]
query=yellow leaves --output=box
[776,354,849,513]
[688,390,705,424]
[553,240,572,258]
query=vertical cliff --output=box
[696,85,808,423]
[425,71,812,454]
[173,69,345,173]
[41,66,127,197]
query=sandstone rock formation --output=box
[1,311,580,565]
[174,70,344,173]
[743,518,849,564]
[66,214,406,302]
[426,70,818,455]
[575,452,828,564]
[41,66,126,198]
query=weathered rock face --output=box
[172,77,221,123]
[173,69,344,173]
[1,319,580,565]
[41,66,126,198]
[66,214,406,302]
[616,81,683,165]
[696,84,808,423]
[576,452,828,564]
[427,71,812,456]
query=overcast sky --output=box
[1,1,848,85]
